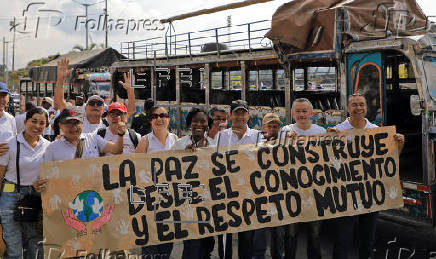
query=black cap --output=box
[230,100,249,113]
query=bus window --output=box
[293,69,304,91]
[249,71,258,91]
[276,70,285,90]
[230,71,242,90]
[211,72,224,89]
[423,56,436,102]
[308,67,336,91]
[259,70,273,90]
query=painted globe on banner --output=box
[70,190,104,222]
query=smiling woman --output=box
[0,107,50,258]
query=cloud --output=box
[1,0,435,69]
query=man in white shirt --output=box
[98,102,141,156]
[53,58,104,134]
[216,100,266,259]
[81,95,105,133]
[328,93,405,259]
[0,82,16,156]
[280,98,324,259]
[44,106,125,162]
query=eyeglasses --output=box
[109,112,125,118]
[150,113,170,119]
[87,100,104,106]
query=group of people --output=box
[0,57,405,259]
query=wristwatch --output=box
[118,132,125,137]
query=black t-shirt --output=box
[130,112,151,136]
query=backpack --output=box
[97,128,139,148]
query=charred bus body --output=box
[112,0,436,228]
[265,0,436,228]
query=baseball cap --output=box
[58,106,84,123]
[75,93,84,99]
[230,100,248,113]
[86,95,104,105]
[108,102,127,113]
[0,82,10,94]
[263,113,282,125]
[42,97,53,106]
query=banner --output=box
[40,126,403,257]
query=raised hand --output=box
[118,73,133,91]
[61,208,86,232]
[117,122,127,135]
[92,204,114,231]
[56,58,73,84]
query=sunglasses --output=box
[150,113,170,119]
[88,100,104,106]
[109,112,125,118]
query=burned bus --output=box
[111,0,436,230]
[265,0,436,228]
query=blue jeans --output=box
[0,180,42,259]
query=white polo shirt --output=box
[0,111,16,142]
[0,133,50,185]
[102,128,141,156]
[333,118,378,130]
[216,126,263,147]
[82,117,104,134]
[280,123,326,136]
[44,133,108,162]
[142,131,178,153]
[172,135,216,150]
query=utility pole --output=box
[11,17,16,72]
[104,0,108,48]
[2,37,5,79]
[85,5,89,49]
[73,0,104,50]
[3,39,8,85]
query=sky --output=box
[0,0,435,69]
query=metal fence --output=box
[120,20,272,60]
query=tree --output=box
[72,43,105,52]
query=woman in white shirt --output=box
[171,108,215,259]
[135,106,177,258]
[0,107,50,259]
